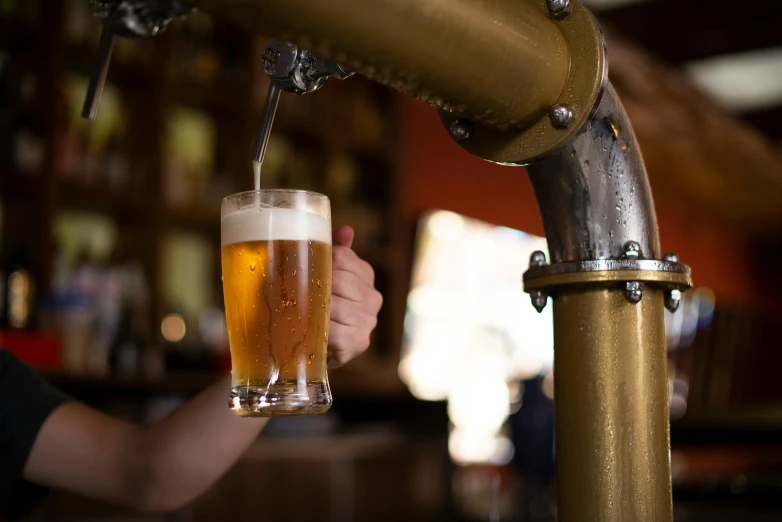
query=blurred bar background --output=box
[1,0,782,520]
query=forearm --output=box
[26,376,266,514]
[137,375,267,512]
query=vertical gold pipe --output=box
[553,286,672,522]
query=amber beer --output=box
[221,190,332,416]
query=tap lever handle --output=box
[81,27,116,121]
[262,39,354,95]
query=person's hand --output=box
[328,226,383,368]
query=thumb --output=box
[332,226,355,248]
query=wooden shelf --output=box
[170,77,250,118]
[0,18,40,54]
[43,370,220,395]
[56,178,147,223]
[64,40,156,90]
[167,203,220,235]
[672,405,782,445]
[0,171,41,201]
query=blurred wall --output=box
[400,98,760,310]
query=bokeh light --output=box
[400,210,553,465]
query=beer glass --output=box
[221,190,332,416]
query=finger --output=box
[332,269,366,302]
[333,246,375,285]
[330,295,378,329]
[332,226,354,248]
[328,321,371,365]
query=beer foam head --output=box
[221,206,332,246]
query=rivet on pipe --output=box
[550,104,575,128]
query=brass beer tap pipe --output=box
[116,0,690,520]
[196,0,574,134]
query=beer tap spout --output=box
[252,39,354,165]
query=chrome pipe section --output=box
[526,82,661,263]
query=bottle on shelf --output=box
[11,113,47,176]
[3,246,36,330]
[164,106,215,209]
[0,0,40,26]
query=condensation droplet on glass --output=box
[250,262,256,271]
[316,279,321,288]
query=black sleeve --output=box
[0,350,72,520]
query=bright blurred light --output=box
[427,211,465,240]
[449,429,515,466]
[400,210,552,465]
[668,361,690,421]
[665,286,716,350]
[199,307,228,352]
[686,47,782,112]
[541,372,555,401]
[448,357,510,433]
[693,287,716,327]
[161,313,186,343]
[399,352,450,401]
